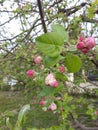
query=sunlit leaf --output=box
[17,104,30,125]
[65,53,82,73]
[36,32,64,57]
[44,56,62,67]
[6,117,13,130]
[51,24,69,42]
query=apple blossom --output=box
[45,73,59,87]
[45,73,54,85]
[50,79,59,88]
[48,102,57,111]
[34,56,42,64]
[27,70,35,77]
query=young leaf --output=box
[65,53,82,73]
[17,104,30,125]
[6,117,13,130]
[36,32,64,57]
[51,24,69,42]
[44,55,62,67]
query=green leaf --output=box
[40,86,56,96]
[44,56,62,67]
[65,53,82,73]
[88,0,98,18]
[51,24,69,42]
[55,72,68,81]
[36,32,64,57]
[6,117,13,130]
[88,7,95,18]
[17,104,30,125]
[40,85,62,96]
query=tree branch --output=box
[70,112,98,130]
[58,2,90,16]
[37,0,47,33]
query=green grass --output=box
[0,91,59,130]
[0,91,98,130]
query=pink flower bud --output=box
[50,80,59,88]
[79,34,85,41]
[56,96,62,101]
[60,107,64,111]
[48,102,57,111]
[27,70,35,77]
[34,56,42,64]
[59,66,65,73]
[95,111,98,115]
[39,100,46,106]
[85,37,96,49]
[77,36,96,54]
[40,64,44,70]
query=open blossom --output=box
[45,73,59,88]
[27,70,35,77]
[34,56,42,64]
[77,36,96,53]
[50,79,59,88]
[45,73,54,85]
[48,102,57,111]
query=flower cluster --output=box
[39,98,57,111]
[26,56,42,78]
[45,73,59,88]
[77,35,96,53]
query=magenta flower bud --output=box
[77,36,96,54]
[79,35,85,41]
[77,41,84,50]
[81,48,89,53]
[27,70,35,77]
[59,66,65,73]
